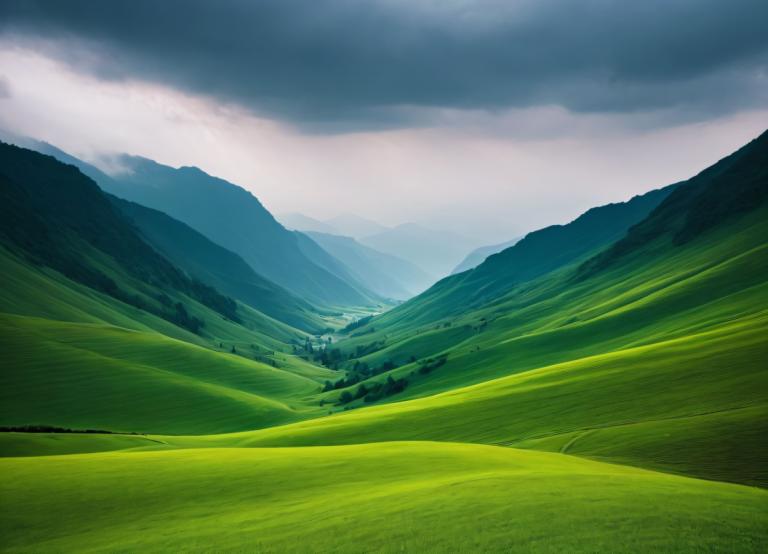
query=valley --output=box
[1,131,767,552]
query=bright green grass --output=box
[1,442,766,553]
[0,313,327,434]
[0,245,328,364]
[0,432,168,457]
[0,246,344,434]
[334,209,768,404]
[173,314,767,486]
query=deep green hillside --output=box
[112,196,327,333]
[0,143,339,434]
[584,129,768,274]
[0,134,381,309]
[0,142,239,332]
[365,183,675,330]
[0,243,336,434]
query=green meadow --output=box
[2,443,767,553]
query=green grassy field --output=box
[1,442,766,553]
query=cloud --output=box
[1,0,766,131]
[0,75,11,98]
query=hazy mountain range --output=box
[281,213,483,278]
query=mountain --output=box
[292,231,383,305]
[0,142,240,332]
[0,133,380,310]
[451,237,522,274]
[305,231,435,299]
[0,141,339,435]
[279,212,337,234]
[325,213,389,238]
[582,129,768,275]
[360,222,478,277]
[377,183,677,326]
[112,197,327,333]
[95,156,384,308]
[0,132,381,308]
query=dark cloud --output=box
[1,0,767,131]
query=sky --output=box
[1,0,767,243]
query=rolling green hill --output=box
[1,443,765,552]
[364,182,676,330]
[0,142,337,434]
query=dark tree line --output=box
[337,375,409,405]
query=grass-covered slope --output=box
[0,312,324,434]
[240,133,768,487]
[0,241,340,434]
[112,196,327,333]
[363,182,675,330]
[2,443,765,553]
[0,242,337,430]
[0,142,340,434]
[1,134,382,309]
[0,142,240,332]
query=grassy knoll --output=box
[1,443,766,553]
[0,245,344,434]
[0,313,328,434]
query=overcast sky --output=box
[1,0,767,242]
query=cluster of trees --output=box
[353,340,387,358]
[314,347,343,368]
[417,355,448,375]
[337,375,409,405]
[340,315,373,334]
[323,359,398,391]
[0,425,141,435]
[218,342,281,367]
[187,279,240,323]
[167,301,204,334]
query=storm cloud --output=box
[2,0,767,131]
